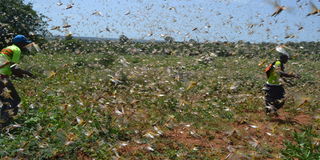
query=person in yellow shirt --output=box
[0,35,35,128]
[263,50,300,116]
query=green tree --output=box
[0,0,48,48]
[119,34,129,44]
[189,39,197,43]
[164,36,174,43]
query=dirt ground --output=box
[116,110,313,159]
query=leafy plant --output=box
[281,127,320,160]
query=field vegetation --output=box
[1,39,319,159]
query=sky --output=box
[24,0,320,43]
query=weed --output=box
[281,127,320,160]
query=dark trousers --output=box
[263,84,285,113]
[0,77,21,125]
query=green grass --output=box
[281,127,320,160]
[0,44,319,159]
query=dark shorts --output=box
[263,84,285,112]
[263,84,285,99]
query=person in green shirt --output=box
[0,35,35,128]
[263,49,300,117]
